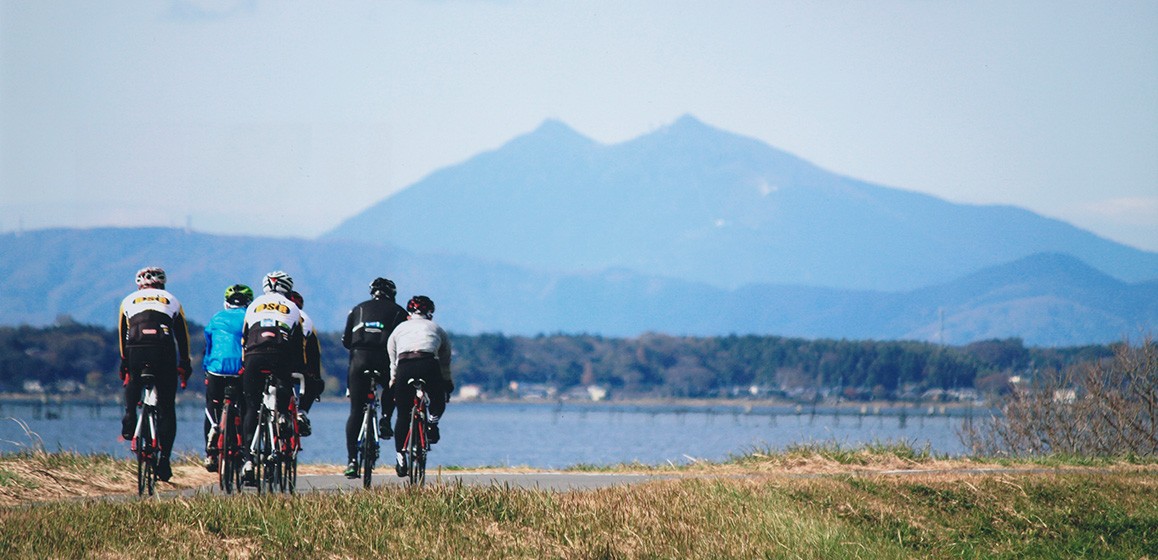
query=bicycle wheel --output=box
[253,413,270,495]
[263,430,280,494]
[218,405,234,494]
[276,416,295,494]
[407,410,425,486]
[137,412,157,496]
[361,408,375,489]
[284,455,297,494]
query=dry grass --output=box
[1,448,1156,559]
[0,451,216,506]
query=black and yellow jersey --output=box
[118,287,191,362]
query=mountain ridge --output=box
[324,116,1158,291]
[0,227,1153,346]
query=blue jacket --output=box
[203,307,246,375]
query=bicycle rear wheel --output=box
[276,417,296,494]
[407,411,425,487]
[283,456,297,494]
[253,413,271,495]
[361,409,375,489]
[218,405,235,494]
[136,415,157,496]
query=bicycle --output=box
[401,377,431,487]
[351,369,382,489]
[248,371,302,494]
[209,381,244,494]
[130,370,161,497]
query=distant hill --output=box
[0,229,1153,346]
[324,115,1158,291]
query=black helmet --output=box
[287,290,304,309]
[406,295,435,317]
[370,277,396,299]
[224,284,254,307]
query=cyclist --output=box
[340,277,408,478]
[239,271,306,484]
[117,266,191,483]
[388,295,453,478]
[201,284,252,472]
[287,290,324,436]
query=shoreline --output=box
[0,393,991,418]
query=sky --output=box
[2,1,1156,251]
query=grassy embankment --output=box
[0,445,1155,559]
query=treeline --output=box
[0,321,1116,401]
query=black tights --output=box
[393,356,447,454]
[122,346,178,462]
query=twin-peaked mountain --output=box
[325,115,1158,291]
[2,116,1156,345]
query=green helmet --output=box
[224,284,254,307]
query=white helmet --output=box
[135,267,166,289]
[262,271,293,295]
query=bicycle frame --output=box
[353,369,381,488]
[402,378,430,486]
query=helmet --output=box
[262,271,293,295]
[135,267,166,289]
[370,277,396,299]
[224,284,253,307]
[287,290,304,309]
[406,295,435,318]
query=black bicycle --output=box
[249,372,302,494]
[351,369,382,489]
[401,378,431,487]
[130,370,160,497]
[212,382,244,494]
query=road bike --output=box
[249,371,303,494]
[210,381,244,494]
[351,369,382,489]
[401,378,431,487]
[130,370,161,497]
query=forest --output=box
[0,319,1116,402]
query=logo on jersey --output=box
[132,295,171,305]
[254,302,291,314]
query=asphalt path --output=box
[191,469,673,496]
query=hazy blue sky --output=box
[2,1,1156,251]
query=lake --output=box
[0,399,975,469]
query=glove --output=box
[446,380,455,402]
[178,361,191,389]
[119,362,130,387]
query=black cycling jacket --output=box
[342,297,408,352]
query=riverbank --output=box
[1,448,1155,559]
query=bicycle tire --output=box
[407,410,425,487]
[138,411,158,496]
[361,408,375,489]
[218,404,235,494]
[276,414,295,494]
[284,455,297,494]
[264,425,280,495]
[253,411,270,495]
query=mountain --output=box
[0,229,1153,346]
[325,115,1158,291]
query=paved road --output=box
[194,470,672,495]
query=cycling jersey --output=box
[387,316,453,387]
[243,293,305,358]
[203,306,246,376]
[343,298,408,351]
[299,309,321,377]
[118,287,191,363]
